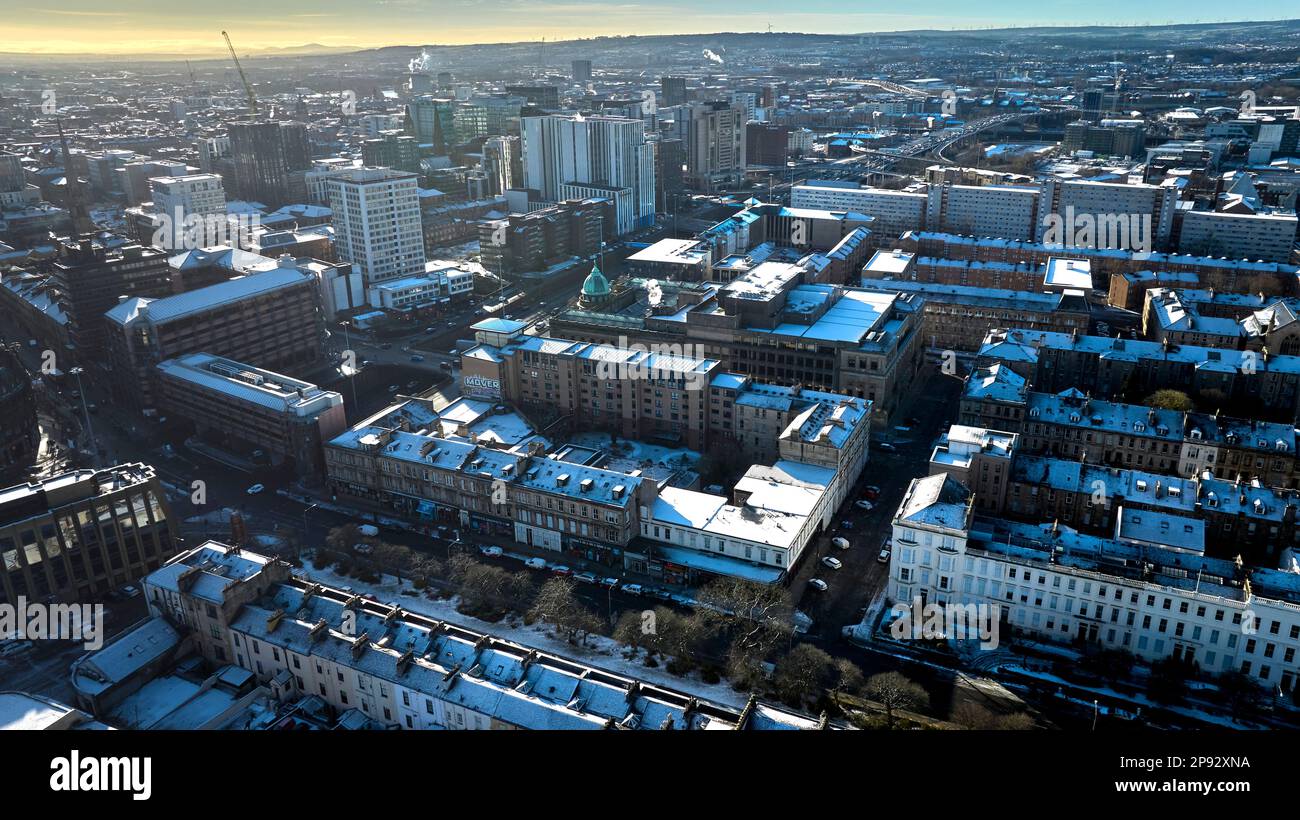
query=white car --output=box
[246,483,265,495]
[822,556,843,570]
[878,547,892,564]
[832,537,851,550]
[808,578,828,592]
[854,500,874,511]
[478,545,504,558]
[524,557,547,570]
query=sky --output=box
[1,0,1297,55]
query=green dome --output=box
[581,263,611,298]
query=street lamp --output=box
[301,502,319,561]
[68,366,96,459]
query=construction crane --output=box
[222,30,257,115]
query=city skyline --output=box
[3,2,1300,55]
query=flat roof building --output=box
[154,353,347,478]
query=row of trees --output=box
[311,526,1041,727]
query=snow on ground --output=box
[295,554,749,710]
[571,433,700,469]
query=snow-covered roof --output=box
[896,474,973,531]
[105,268,309,326]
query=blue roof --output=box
[472,317,527,334]
[655,544,784,585]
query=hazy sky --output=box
[2,1,1296,55]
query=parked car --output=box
[410,355,425,363]
[551,565,573,577]
[573,572,598,584]
[854,500,874,511]
[120,584,141,599]
[524,557,547,570]
[822,556,843,570]
[353,543,373,554]
[387,384,400,392]
[478,545,504,558]
[601,577,620,587]
[619,583,644,595]
[439,361,452,370]
[840,520,854,530]
[862,485,881,500]
[877,547,891,564]
[357,524,379,537]
[808,578,828,592]
[832,537,851,550]
[246,483,265,495]
[877,442,898,453]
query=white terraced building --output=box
[140,542,832,730]
[888,474,1300,696]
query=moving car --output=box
[246,483,265,495]
[410,355,424,363]
[877,442,898,453]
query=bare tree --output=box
[774,644,837,707]
[371,541,412,584]
[446,552,479,586]
[832,658,866,697]
[529,577,602,645]
[325,523,361,554]
[613,610,650,653]
[642,606,713,670]
[459,562,512,611]
[865,671,930,728]
[696,577,793,659]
